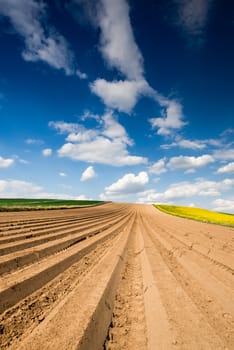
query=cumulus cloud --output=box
[138,178,234,204]
[70,0,186,135]
[59,172,67,177]
[58,138,146,166]
[213,198,234,213]
[90,79,147,113]
[174,138,205,149]
[103,171,149,199]
[102,111,132,145]
[0,0,75,74]
[95,0,144,80]
[66,129,98,143]
[80,166,97,181]
[149,99,186,136]
[148,158,167,175]
[42,148,52,156]
[213,149,234,161]
[70,0,143,80]
[76,0,185,129]
[0,179,89,200]
[0,179,43,197]
[51,111,147,166]
[173,0,214,39]
[48,121,80,134]
[217,162,234,174]
[0,156,14,168]
[168,154,214,171]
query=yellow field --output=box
[155,204,234,227]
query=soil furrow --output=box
[0,210,125,239]
[0,213,134,313]
[8,213,135,350]
[0,227,127,349]
[0,212,127,255]
[0,203,233,350]
[142,208,233,349]
[104,212,147,350]
[0,213,130,275]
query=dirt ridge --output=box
[0,203,233,350]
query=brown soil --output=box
[0,203,233,349]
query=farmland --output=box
[155,204,234,227]
[0,198,104,211]
[0,203,233,349]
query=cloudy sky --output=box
[0,0,234,212]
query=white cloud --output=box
[90,79,146,113]
[51,111,147,166]
[76,194,91,200]
[0,179,42,197]
[80,166,97,181]
[104,171,149,198]
[213,149,234,161]
[138,178,234,203]
[42,148,52,156]
[149,99,186,136]
[148,158,167,175]
[48,121,80,134]
[0,179,89,200]
[102,111,132,145]
[175,139,206,149]
[173,0,214,38]
[80,110,100,122]
[76,69,88,79]
[96,0,144,80]
[168,154,214,171]
[161,138,205,150]
[66,130,98,143]
[0,0,74,75]
[217,162,234,174]
[58,138,146,166]
[160,137,223,150]
[12,155,30,164]
[213,198,234,213]
[72,0,186,134]
[59,172,67,177]
[0,156,14,168]
[83,0,186,127]
[18,159,29,164]
[25,138,44,145]
[199,189,220,197]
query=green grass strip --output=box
[0,198,105,212]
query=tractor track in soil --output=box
[0,203,233,349]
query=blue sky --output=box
[0,0,234,212]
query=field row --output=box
[0,203,233,349]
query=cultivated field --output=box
[0,203,233,349]
[0,199,103,211]
[155,204,234,227]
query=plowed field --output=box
[0,203,233,349]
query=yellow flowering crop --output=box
[155,204,234,227]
